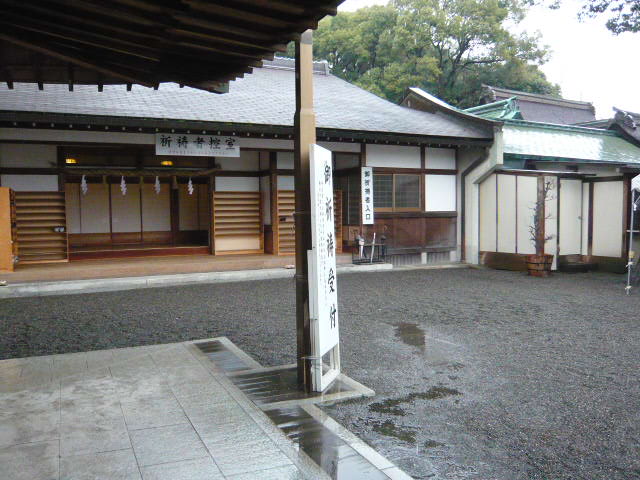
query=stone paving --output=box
[0,341,318,480]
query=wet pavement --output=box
[3,268,640,479]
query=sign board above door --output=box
[155,134,240,157]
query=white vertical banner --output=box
[309,144,340,391]
[361,167,374,225]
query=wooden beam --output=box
[293,30,316,390]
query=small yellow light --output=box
[65,158,77,164]
[160,160,173,166]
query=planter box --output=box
[525,254,554,277]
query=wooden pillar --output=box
[0,187,14,272]
[294,30,315,389]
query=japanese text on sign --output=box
[155,133,240,157]
[309,144,340,357]
[361,167,374,225]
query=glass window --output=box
[374,174,393,209]
[394,174,420,209]
[373,173,421,212]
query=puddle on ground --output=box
[369,386,463,416]
[371,420,417,444]
[395,322,425,350]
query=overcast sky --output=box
[338,0,639,118]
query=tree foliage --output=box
[579,0,640,33]
[292,0,561,107]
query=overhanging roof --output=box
[0,58,494,142]
[503,120,640,164]
[0,0,342,93]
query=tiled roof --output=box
[481,85,595,125]
[503,120,640,164]
[0,58,491,140]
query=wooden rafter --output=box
[0,0,343,92]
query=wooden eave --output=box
[0,0,342,93]
[0,111,494,148]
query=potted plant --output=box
[526,179,555,277]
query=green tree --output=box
[295,0,560,107]
[579,0,639,33]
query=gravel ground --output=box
[2,268,640,480]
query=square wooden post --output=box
[294,30,316,389]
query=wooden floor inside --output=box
[1,253,352,284]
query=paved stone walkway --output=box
[0,340,323,480]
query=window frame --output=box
[373,172,422,213]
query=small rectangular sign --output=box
[309,144,339,357]
[155,133,240,157]
[361,167,374,225]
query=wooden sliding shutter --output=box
[14,191,68,264]
[276,190,295,255]
[213,191,262,254]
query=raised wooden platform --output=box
[69,244,210,261]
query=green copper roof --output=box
[465,97,523,120]
[502,120,640,164]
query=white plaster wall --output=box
[516,176,537,255]
[278,175,294,190]
[215,177,259,192]
[559,179,583,255]
[318,142,361,153]
[497,174,516,253]
[111,183,141,233]
[592,180,623,257]
[425,148,455,169]
[425,174,456,212]
[277,152,294,170]
[479,174,497,252]
[216,150,259,171]
[260,176,271,225]
[0,144,57,167]
[365,144,420,168]
[1,174,59,191]
[581,183,590,256]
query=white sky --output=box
[338,0,640,118]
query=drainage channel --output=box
[195,339,412,480]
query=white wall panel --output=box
[479,174,497,252]
[141,183,170,231]
[582,183,590,256]
[278,175,294,190]
[0,144,57,167]
[216,150,259,171]
[425,148,455,169]
[1,174,58,191]
[559,179,583,255]
[277,152,294,169]
[592,181,623,257]
[215,176,259,192]
[497,175,516,253]
[425,174,456,212]
[80,183,110,233]
[365,144,420,168]
[65,183,82,234]
[516,176,537,255]
[111,183,141,233]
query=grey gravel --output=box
[2,268,640,480]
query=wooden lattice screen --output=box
[14,191,68,264]
[213,191,262,254]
